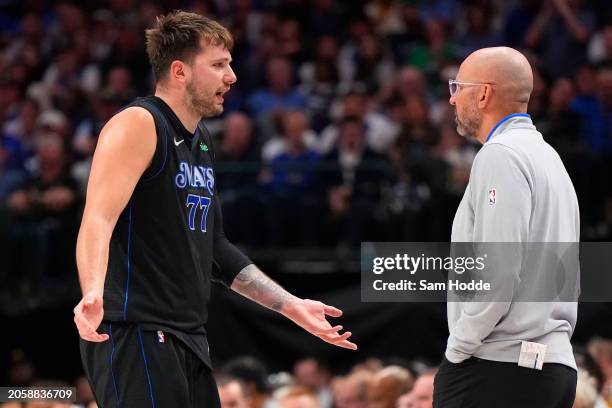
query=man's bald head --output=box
[451,47,534,143]
[460,46,533,106]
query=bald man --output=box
[434,47,579,407]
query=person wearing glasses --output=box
[433,47,579,407]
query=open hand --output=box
[282,299,357,350]
[74,293,109,342]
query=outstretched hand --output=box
[74,293,109,342]
[282,299,357,350]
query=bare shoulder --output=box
[90,106,157,179]
[100,106,155,143]
[96,106,156,160]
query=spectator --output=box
[306,0,346,38]
[217,374,251,408]
[298,35,341,131]
[0,144,27,202]
[277,19,306,66]
[502,0,540,48]
[293,358,332,408]
[320,116,390,246]
[2,97,40,170]
[390,96,438,165]
[588,24,612,66]
[275,386,320,408]
[261,111,321,246]
[223,357,272,408]
[456,3,504,58]
[573,369,599,408]
[366,366,413,408]
[261,110,318,162]
[7,132,80,288]
[320,88,399,154]
[104,65,135,98]
[365,0,407,37]
[571,65,612,155]
[72,89,125,161]
[380,67,429,108]
[524,0,595,78]
[409,371,435,408]
[216,112,261,246]
[404,19,459,87]
[349,33,396,93]
[537,77,583,156]
[332,370,371,408]
[247,57,308,117]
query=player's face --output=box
[186,41,237,118]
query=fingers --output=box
[317,325,343,335]
[73,298,108,342]
[74,312,108,342]
[320,331,358,350]
[336,340,358,350]
[323,304,343,317]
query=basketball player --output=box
[74,11,356,408]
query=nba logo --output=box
[157,330,165,343]
[488,187,497,207]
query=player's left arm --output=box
[211,197,357,350]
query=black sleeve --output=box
[212,194,253,287]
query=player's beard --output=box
[186,78,223,118]
[455,102,481,142]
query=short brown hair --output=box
[145,10,233,82]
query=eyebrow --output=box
[211,58,232,64]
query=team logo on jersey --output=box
[174,161,215,195]
[157,330,165,343]
[488,187,497,207]
[200,142,208,152]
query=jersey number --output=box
[186,194,211,232]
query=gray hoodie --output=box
[448,114,579,370]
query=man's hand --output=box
[281,299,358,350]
[74,293,109,342]
[231,265,358,350]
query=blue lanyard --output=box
[485,113,531,143]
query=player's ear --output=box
[169,60,189,84]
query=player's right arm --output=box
[74,107,156,342]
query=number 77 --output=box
[186,194,212,232]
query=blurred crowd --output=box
[0,0,612,306]
[3,336,612,408]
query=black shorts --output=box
[80,322,220,408]
[433,357,577,408]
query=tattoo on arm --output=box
[231,264,296,311]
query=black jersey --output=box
[102,96,252,366]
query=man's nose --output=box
[449,94,456,106]
[225,67,237,84]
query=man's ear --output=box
[477,84,493,109]
[169,60,189,84]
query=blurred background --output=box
[0,0,611,407]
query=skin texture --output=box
[450,46,533,144]
[74,36,356,350]
[410,373,435,408]
[218,381,250,408]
